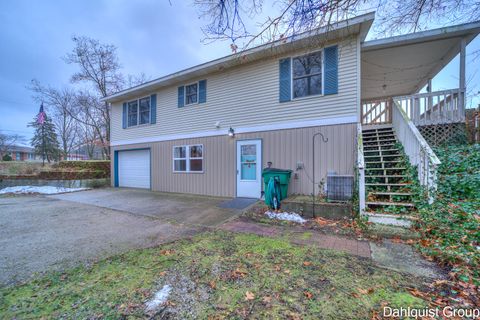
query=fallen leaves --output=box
[262,296,272,304]
[303,291,313,299]
[314,217,338,226]
[302,261,312,266]
[160,249,174,256]
[245,291,255,301]
[358,287,375,295]
[209,280,217,290]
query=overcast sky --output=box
[0,0,479,144]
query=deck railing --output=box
[361,99,392,125]
[393,89,465,126]
[356,123,366,214]
[391,100,441,202]
[362,89,465,127]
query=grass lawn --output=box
[0,231,427,319]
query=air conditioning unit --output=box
[327,174,354,201]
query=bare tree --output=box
[0,132,25,159]
[63,36,126,159]
[195,0,480,47]
[29,80,79,160]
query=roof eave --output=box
[362,20,480,52]
[102,12,375,103]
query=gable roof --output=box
[103,12,375,103]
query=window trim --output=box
[291,50,324,100]
[172,144,204,173]
[126,96,151,128]
[184,82,199,106]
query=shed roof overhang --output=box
[103,12,374,103]
[361,21,480,101]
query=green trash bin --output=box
[262,168,293,200]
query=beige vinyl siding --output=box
[111,37,359,143]
[112,123,356,197]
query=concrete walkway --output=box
[219,219,445,279]
[219,220,371,258]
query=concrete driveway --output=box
[50,188,240,227]
[0,189,241,286]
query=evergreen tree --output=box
[29,114,61,163]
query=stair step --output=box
[366,201,415,207]
[366,175,408,178]
[364,155,401,159]
[362,127,393,132]
[370,191,412,196]
[363,134,395,138]
[364,143,396,148]
[366,182,411,186]
[363,146,400,152]
[366,168,407,171]
[365,161,403,164]
[364,139,397,144]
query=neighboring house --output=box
[2,145,37,161]
[103,12,479,213]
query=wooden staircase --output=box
[362,126,415,215]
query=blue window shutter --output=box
[150,94,157,124]
[198,80,207,103]
[324,45,338,95]
[178,86,185,108]
[279,58,291,102]
[122,102,127,128]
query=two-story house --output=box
[103,12,479,221]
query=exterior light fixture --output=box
[228,127,235,137]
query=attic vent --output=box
[327,174,354,201]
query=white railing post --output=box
[357,123,366,215]
[391,100,441,203]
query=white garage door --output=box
[118,149,151,189]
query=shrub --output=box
[2,154,12,161]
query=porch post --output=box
[427,78,432,112]
[459,38,466,117]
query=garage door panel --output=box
[118,149,151,189]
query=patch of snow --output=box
[265,211,306,224]
[145,284,172,312]
[0,186,89,195]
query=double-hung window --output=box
[185,83,198,105]
[173,145,203,172]
[127,97,150,127]
[292,51,322,98]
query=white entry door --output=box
[236,140,262,198]
[118,149,151,189]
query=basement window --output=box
[173,145,203,173]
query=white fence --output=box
[392,100,441,202]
